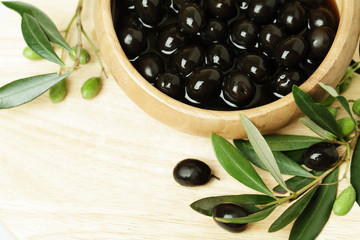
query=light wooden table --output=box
[0,1,359,239]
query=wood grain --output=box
[0,0,359,239]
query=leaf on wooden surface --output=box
[211,134,273,196]
[299,118,336,141]
[351,138,360,206]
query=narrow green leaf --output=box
[273,171,323,194]
[282,149,305,165]
[292,86,342,139]
[240,115,289,192]
[190,194,276,216]
[0,72,71,109]
[234,135,324,151]
[299,118,336,141]
[269,186,318,232]
[351,138,360,206]
[289,167,339,240]
[2,1,73,52]
[211,134,273,196]
[234,140,313,178]
[215,204,277,224]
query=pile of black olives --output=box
[113,0,339,110]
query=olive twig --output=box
[72,0,84,71]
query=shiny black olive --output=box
[230,20,259,50]
[274,35,308,67]
[307,26,335,61]
[170,44,205,76]
[212,203,248,233]
[302,142,339,171]
[308,7,338,31]
[173,0,201,11]
[201,19,229,43]
[208,0,237,20]
[118,27,147,60]
[206,44,234,71]
[299,59,319,77]
[222,71,256,107]
[271,68,307,98]
[173,159,213,186]
[236,53,270,84]
[134,0,164,27]
[178,3,204,34]
[156,72,185,99]
[186,66,223,104]
[157,24,188,55]
[237,0,249,10]
[247,0,280,24]
[135,52,165,83]
[258,24,286,56]
[278,2,307,34]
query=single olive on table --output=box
[113,0,339,110]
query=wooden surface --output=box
[0,0,359,239]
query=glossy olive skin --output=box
[308,7,337,31]
[178,3,204,34]
[208,0,237,20]
[135,52,165,83]
[307,26,335,61]
[171,44,205,76]
[302,142,339,171]
[272,69,307,98]
[278,2,306,34]
[173,159,212,186]
[134,0,164,27]
[156,72,185,99]
[236,53,270,84]
[201,19,229,43]
[230,20,259,50]
[258,24,286,56]
[222,71,255,107]
[206,44,234,71]
[212,203,248,232]
[187,66,223,104]
[173,0,200,11]
[237,0,249,10]
[157,24,188,55]
[274,36,309,67]
[247,0,279,24]
[117,27,147,60]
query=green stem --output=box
[72,0,84,71]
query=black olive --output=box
[302,142,339,171]
[307,26,335,61]
[157,24,188,55]
[297,0,323,8]
[271,68,307,98]
[236,53,270,84]
[201,19,229,43]
[274,35,308,67]
[208,0,237,20]
[258,24,286,56]
[135,52,165,83]
[277,1,307,34]
[173,159,214,186]
[237,0,249,10]
[155,72,185,99]
[134,0,164,27]
[247,0,280,24]
[178,3,204,34]
[222,71,256,107]
[230,20,259,50]
[186,66,223,104]
[118,27,147,60]
[173,0,201,11]
[308,7,338,31]
[212,203,248,233]
[206,44,234,71]
[170,44,205,76]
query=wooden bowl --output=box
[95,0,360,139]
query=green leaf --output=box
[273,171,323,194]
[289,167,339,240]
[269,186,318,232]
[299,118,336,141]
[234,140,313,178]
[215,204,277,224]
[240,115,289,192]
[21,14,64,66]
[0,72,71,109]
[351,138,360,206]
[2,1,73,52]
[282,149,305,165]
[211,134,273,196]
[190,194,276,216]
[234,135,324,151]
[292,86,343,139]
